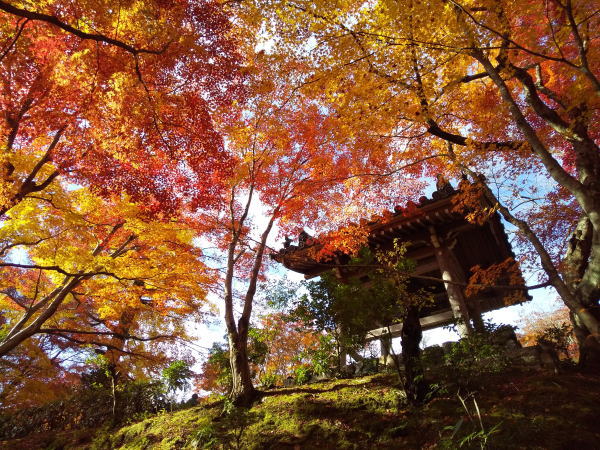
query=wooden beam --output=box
[411,259,439,275]
[365,310,456,341]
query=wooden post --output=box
[338,347,347,369]
[429,226,473,337]
[337,326,347,369]
[380,332,392,366]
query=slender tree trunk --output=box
[384,326,405,387]
[400,305,427,405]
[222,190,278,406]
[110,366,118,424]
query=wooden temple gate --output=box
[273,182,530,359]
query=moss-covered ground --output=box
[3,368,600,449]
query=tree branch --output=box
[0,17,28,62]
[0,262,79,277]
[39,328,177,342]
[0,1,169,56]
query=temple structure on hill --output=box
[272,180,530,356]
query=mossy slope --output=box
[4,369,600,449]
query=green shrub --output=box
[0,380,169,440]
[259,371,278,389]
[294,366,312,385]
[444,332,509,387]
[535,323,575,360]
[301,334,337,377]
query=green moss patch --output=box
[3,369,600,449]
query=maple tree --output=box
[250,0,600,365]
[197,314,321,395]
[250,312,321,383]
[0,0,244,217]
[0,181,215,390]
[207,89,342,404]
[0,0,244,402]
[201,45,423,404]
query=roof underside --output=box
[272,183,530,329]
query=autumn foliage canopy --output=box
[1,0,600,412]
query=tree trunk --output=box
[570,306,600,369]
[336,327,348,370]
[109,365,119,424]
[400,305,427,405]
[470,50,600,368]
[227,329,257,407]
[468,299,486,334]
[222,199,276,406]
[562,215,600,368]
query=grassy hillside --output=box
[4,368,600,449]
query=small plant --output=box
[215,399,259,449]
[360,357,380,375]
[189,423,219,449]
[423,382,448,402]
[439,392,501,449]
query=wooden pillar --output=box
[338,347,347,369]
[429,227,473,337]
[337,326,347,369]
[380,332,392,366]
